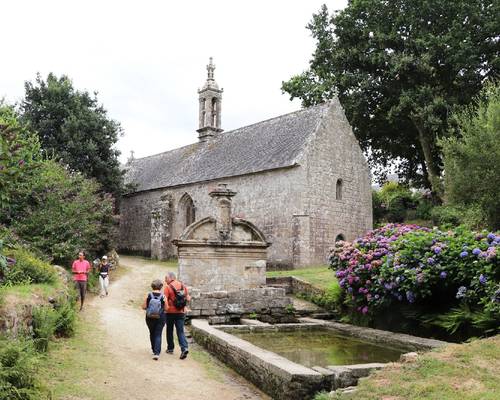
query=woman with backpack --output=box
[142,279,166,360]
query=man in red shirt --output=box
[72,251,91,311]
[164,271,190,359]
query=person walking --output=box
[72,251,91,311]
[142,279,166,360]
[98,255,110,298]
[164,271,190,359]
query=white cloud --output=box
[0,0,347,162]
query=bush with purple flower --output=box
[329,224,499,336]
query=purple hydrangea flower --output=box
[487,233,496,241]
[472,248,481,256]
[479,274,487,285]
[460,251,468,258]
[440,271,447,279]
[406,291,416,303]
[456,286,467,299]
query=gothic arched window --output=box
[336,179,343,200]
[212,98,217,126]
[179,194,196,228]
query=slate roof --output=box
[124,103,330,193]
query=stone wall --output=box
[188,287,294,324]
[300,100,373,264]
[120,166,308,265]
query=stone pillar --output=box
[292,214,311,267]
[150,194,173,260]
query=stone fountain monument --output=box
[173,184,292,324]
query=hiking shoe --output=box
[180,350,189,360]
[152,354,159,360]
[166,349,173,354]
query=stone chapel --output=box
[119,58,372,268]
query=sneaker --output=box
[166,349,173,354]
[152,355,159,360]
[180,350,189,360]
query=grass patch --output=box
[0,282,61,299]
[267,266,341,311]
[321,335,500,400]
[266,265,336,289]
[38,308,112,400]
[189,343,226,382]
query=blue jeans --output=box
[146,313,165,356]
[166,313,188,352]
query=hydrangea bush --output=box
[329,224,499,335]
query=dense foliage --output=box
[440,82,500,230]
[0,107,116,265]
[21,73,123,197]
[0,337,47,400]
[330,224,499,337]
[2,247,56,285]
[282,0,500,193]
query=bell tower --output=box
[197,57,223,141]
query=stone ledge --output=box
[192,319,327,400]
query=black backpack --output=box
[169,283,187,309]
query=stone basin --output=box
[191,318,448,400]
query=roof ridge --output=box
[221,102,329,137]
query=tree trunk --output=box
[412,118,443,200]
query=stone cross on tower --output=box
[197,57,223,142]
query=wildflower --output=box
[427,257,435,265]
[479,274,487,285]
[347,287,353,293]
[18,159,25,166]
[456,286,467,299]
[487,233,496,241]
[361,306,369,314]
[472,248,481,256]
[433,247,442,254]
[440,271,447,279]
[459,251,468,258]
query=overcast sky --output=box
[1,0,347,163]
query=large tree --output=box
[282,0,499,194]
[21,73,124,197]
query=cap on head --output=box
[102,255,108,260]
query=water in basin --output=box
[233,330,404,367]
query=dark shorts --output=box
[75,280,87,300]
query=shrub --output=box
[430,205,463,227]
[31,306,57,352]
[3,247,56,285]
[0,337,47,400]
[329,224,499,337]
[374,183,418,223]
[53,295,77,337]
[440,82,500,230]
[1,107,116,266]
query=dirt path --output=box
[89,256,268,400]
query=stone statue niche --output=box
[173,183,270,292]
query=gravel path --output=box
[91,255,268,400]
